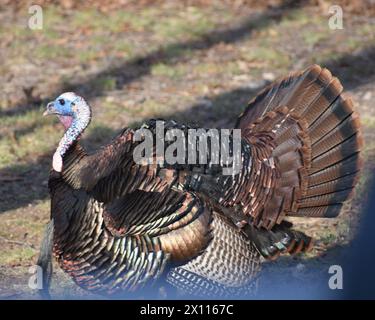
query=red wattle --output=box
[58,115,73,130]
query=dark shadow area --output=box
[321,45,375,90]
[256,175,375,300]
[343,175,375,299]
[255,245,347,299]
[0,0,307,118]
[0,158,50,213]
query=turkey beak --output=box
[43,102,56,116]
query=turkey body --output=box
[49,142,259,295]
[43,65,362,297]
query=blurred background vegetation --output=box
[0,0,374,298]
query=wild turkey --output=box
[38,65,362,297]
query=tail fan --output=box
[237,65,362,225]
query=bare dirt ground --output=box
[0,0,374,299]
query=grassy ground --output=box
[0,1,374,299]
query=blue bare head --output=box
[44,92,91,119]
[43,92,92,172]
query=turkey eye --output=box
[58,99,65,105]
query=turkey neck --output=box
[56,101,91,159]
[58,104,92,189]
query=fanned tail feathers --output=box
[237,64,362,226]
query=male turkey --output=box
[39,65,362,298]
